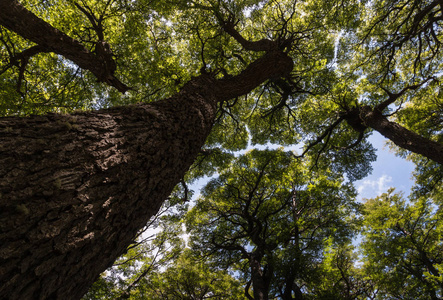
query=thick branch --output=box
[222,19,278,52]
[360,106,443,165]
[217,51,293,101]
[377,77,434,112]
[0,0,129,92]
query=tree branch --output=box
[221,16,279,52]
[360,106,443,165]
[9,45,49,94]
[296,116,346,158]
[0,0,129,93]
[244,280,254,300]
[73,2,104,40]
[376,77,435,112]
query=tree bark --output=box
[250,257,269,300]
[359,106,443,165]
[0,49,293,299]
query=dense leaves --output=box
[185,149,359,299]
[361,189,443,299]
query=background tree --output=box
[350,0,443,164]
[314,243,377,300]
[361,189,443,299]
[186,149,359,299]
[139,249,246,300]
[294,0,443,170]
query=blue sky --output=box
[355,132,415,201]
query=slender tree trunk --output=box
[283,197,304,300]
[359,106,443,164]
[0,50,293,299]
[250,257,269,300]
[282,274,295,300]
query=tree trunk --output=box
[359,106,443,165]
[0,50,293,299]
[250,258,269,300]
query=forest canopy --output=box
[0,0,442,299]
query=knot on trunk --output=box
[94,41,130,93]
[95,41,117,79]
[342,106,371,133]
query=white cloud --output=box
[357,174,393,198]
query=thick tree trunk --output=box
[0,79,217,300]
[0,50,293,299]
[359,106,443,165]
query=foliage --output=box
[361,189,443,299]
[186,149,360,299]
[313,243,376,299]
[140,249,246,300]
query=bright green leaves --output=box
[186,148,359,298]
[356,0,443,78]
[143,249,247,300]
[314,243,376,299]
[360,189,443,299]
[394,79,443,141]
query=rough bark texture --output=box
[0,51,293,299]
[0,0,128,92]
[0,81,217,300]
[359,106,443,165]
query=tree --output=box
[0,1,295,298]
[295,0,443,166]
[361,189,443,299]
[314,243,377,300]
[136,249,246,300]
[1,0,442,299]
[186,149,359,299]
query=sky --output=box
[354,132,415,201]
